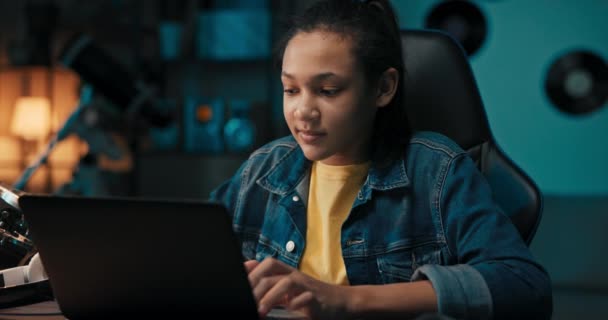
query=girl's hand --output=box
[244,257,351,320]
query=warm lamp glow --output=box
[10,97,52,140]
[0,136,22,163]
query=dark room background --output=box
[0,1,606,319]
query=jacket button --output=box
[292,196,299,202]
[286,240,295,252]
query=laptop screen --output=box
[19,194,259,319]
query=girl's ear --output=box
[375,68,399,108]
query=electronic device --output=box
[0,183,51,309]
[59,33,174,128]
[17,194,305,319]
[0,183,34,267]
[0,255,53,310]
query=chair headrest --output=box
[401,29,491,149]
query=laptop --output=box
[18,194,305,319]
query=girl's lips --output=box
[298,130,325,143]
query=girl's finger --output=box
[252,274,283,303]
[287,290,314,311]
[259,275,303,315]
[244,259,259,274]
[248,257,293,288]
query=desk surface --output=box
[0,300,308,320]
[0,300,63,320]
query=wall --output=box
[392,1,608,318]
[392,0,608,196]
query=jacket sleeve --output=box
[412,153,552,320]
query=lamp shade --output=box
[11,96,51,140]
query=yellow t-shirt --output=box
[299,161,369,285]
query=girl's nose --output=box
[294,97,320,121]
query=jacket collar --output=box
[257,143,410,196]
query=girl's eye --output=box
[283,88,299,95]
[320,88,340,96]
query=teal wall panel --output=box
[393,0,608,195]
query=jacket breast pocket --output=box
[376,242,442,284]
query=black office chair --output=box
[401,29,543,246]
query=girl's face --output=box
[282,30,378,166]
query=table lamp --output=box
[10,97,51,142]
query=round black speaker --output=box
[544,50,608,115]
[425,0,487,57]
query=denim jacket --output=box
[210,131,552,320]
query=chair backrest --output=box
[401,29,543,245]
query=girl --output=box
[211,1,552,319]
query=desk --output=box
[0,300,63,320]
[0,300,307,319]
